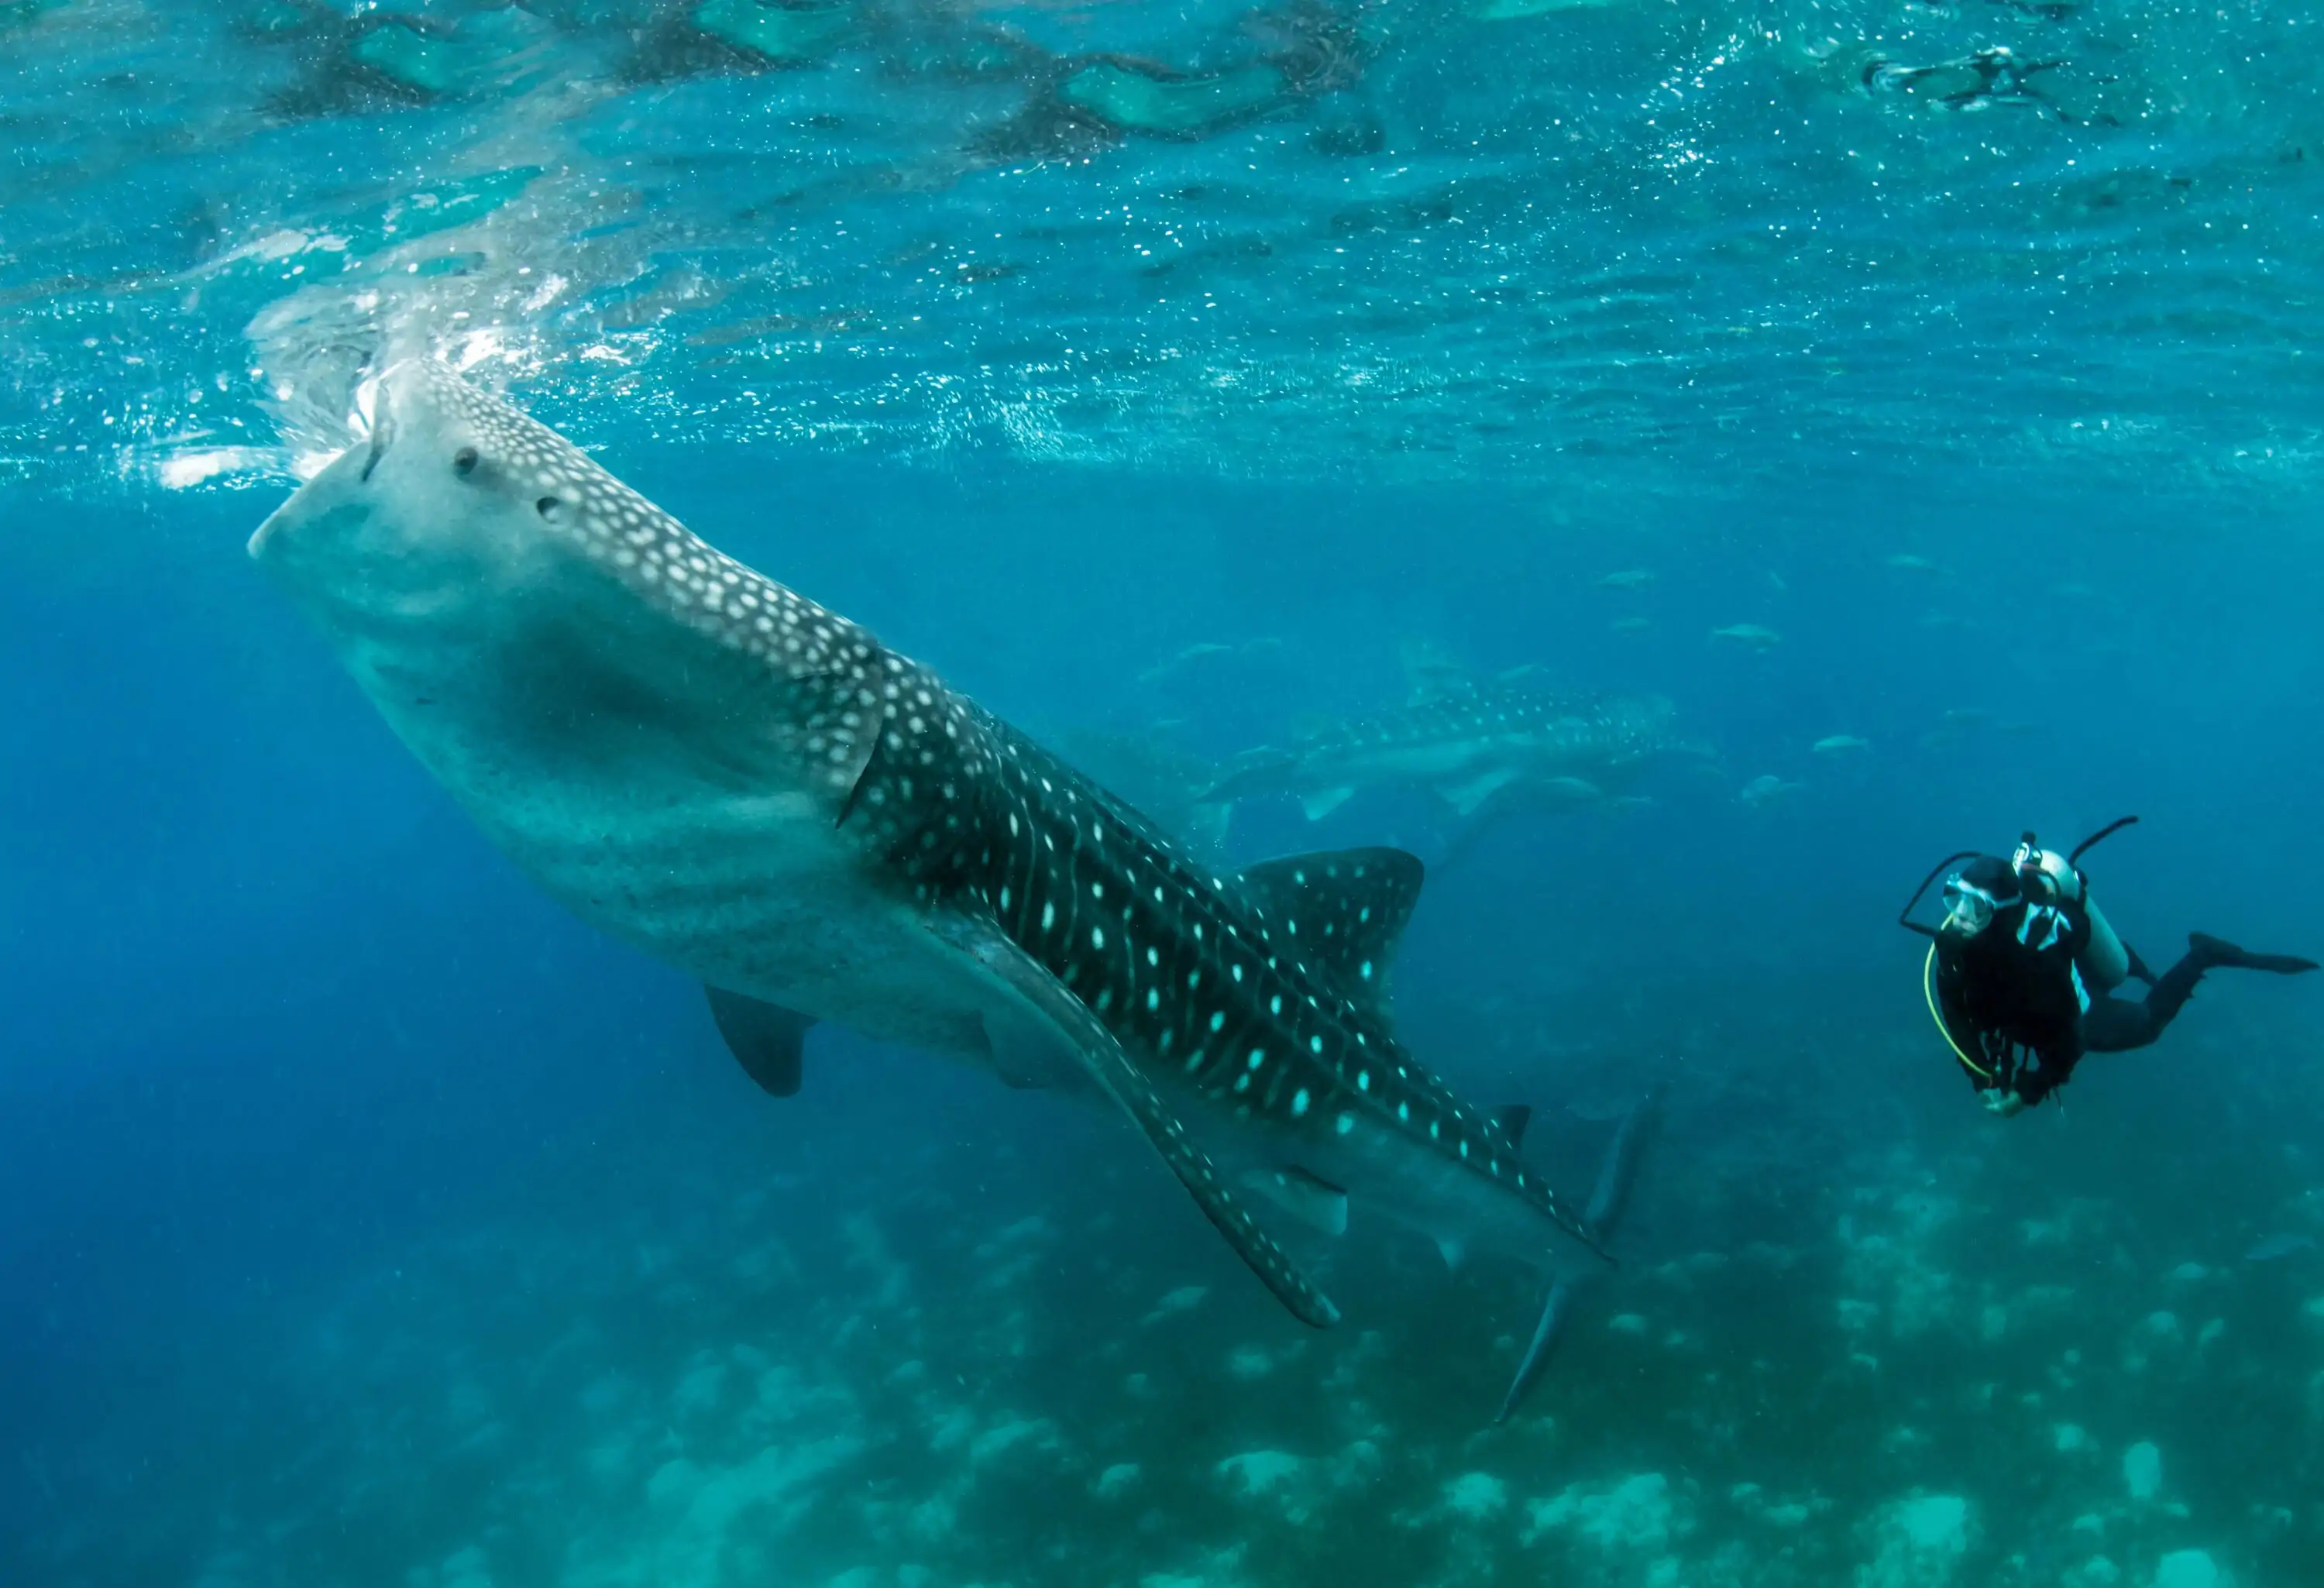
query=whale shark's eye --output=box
[452,446,479,476]
[536,495,564,523]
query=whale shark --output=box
[1200,672,1708,825]
[249,360,1604,1371]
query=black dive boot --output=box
[2118,933,2319,1039]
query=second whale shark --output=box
[1201,671,1709,825]
[249,362,1604,1387]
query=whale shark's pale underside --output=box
[249,362,1604,1376]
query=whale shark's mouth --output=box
[247,366,396,559]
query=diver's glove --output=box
[1981,1088,2026,1119]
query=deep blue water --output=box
[7,4,2324,1586]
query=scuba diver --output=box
[1900,819,2316,1115]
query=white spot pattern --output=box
[399,361,1593,1323]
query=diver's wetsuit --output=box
[1934,898,2312,1107]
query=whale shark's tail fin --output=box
[1583,1085,1660,1241]
[1494,1279,1580,1425]
[1494,1089,1662,1424]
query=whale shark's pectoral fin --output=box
[1440,767,1519,816]
[1401,640,1474,704]
[1491,1103,1533,1150]
[1242,1166,1350,1237]
[941,917,1341,1328]
[1299,785,1356,822]
[1199,748,1300,807]
[1536,775,1607,805]
[703,986,815,1098]
[985,1050,1057,1090]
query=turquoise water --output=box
[5,4,2324,1586]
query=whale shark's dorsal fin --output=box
[1232,847,1423,1017]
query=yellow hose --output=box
[1924,940,1992,1080]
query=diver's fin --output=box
[1495,1278,1582,1425]
[1300,785,1357,821]
[1441,767,1519,816]
[940,917,1339,1328]
[2124,944,2161,986]
[1232,847,1424,1017]
[1492,1103,1534,1151]
[703,986,813,1098]
[2191,933,2319,975]
[1243,1166,1350,1237]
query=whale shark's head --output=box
[249,359,654,637]
[249,359,899,820]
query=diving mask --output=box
[1940,854,2022,937]
[1941,877,1999,936]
